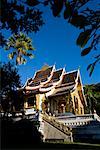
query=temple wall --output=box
[71,89,84,115]
[24,89,85,115]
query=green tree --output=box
[84,85,95,113]
[0,0,99,74]
[0,62,23,113]
[48,0,100,76]
[5,32,35,65]
[84,84,100,115]
[92,83,100,116]
[1,0,44,46]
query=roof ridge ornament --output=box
[41,64,50,71]
[63,67,66,73]
[53,64,56,71]
[78,66,81,70]
[64,64,66,68]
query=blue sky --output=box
[1,3,100,86]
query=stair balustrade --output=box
[42,113,72,136]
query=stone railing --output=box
[42,113,72,136]
[63,118,93,127]
[56,113,100,127]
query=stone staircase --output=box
[39,113,73,142]
[38,113,100,143]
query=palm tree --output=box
[5,32,35,65]
[84,85,97,114]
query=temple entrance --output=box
[47,93,74,115]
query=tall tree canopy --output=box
[84,83,100,115]
[48,0,100,76]
[0,62,23,112]
[1,0,44,39]
[5,32,35,65]
[0,0,100,75]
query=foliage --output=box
[0,62,23,112]
[47,0,100,76]
[84,83,100,115]
[1,0,43,65]
[5,32,35,65]
[0,0,100,74]
[1,0,44,36]
[0,62,21,92]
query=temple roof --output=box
[20,66,80,94]
[32,66,53,82]
[48,90,69,97]
[62,71,77,84]
[48,84,75,97]
[21,66,79,91]
[27,66,54,87]
[45,70,78,97]
[42,69,63,88]
[51,69,63,82]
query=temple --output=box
[20,65,87,115]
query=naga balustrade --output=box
[42,113,72,136]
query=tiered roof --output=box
[19,65,86,106]
[42,69,63,89]
[49,71,78,97]
[23,66,55,90]
[20,65,83,97]
[62,71,77,84]
[28,66,53,86]
[51,69,63,82]
[21,65,78,91]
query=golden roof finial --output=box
[41,63,50,71]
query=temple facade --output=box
[20,65,87,115]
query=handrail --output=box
[56,113,100,120]
[55,113,100,127]
[42,113,72,136]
